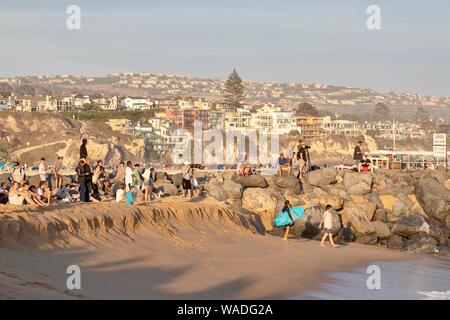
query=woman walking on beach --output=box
[282,200,294,241]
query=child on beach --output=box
[126,185,141,206]
[319,205,339,248]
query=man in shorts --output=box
[319,204,339,248]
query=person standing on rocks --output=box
[182,161,194,198]
[319,205,339,248]
[80,138,88,160]
[353,141,363,169]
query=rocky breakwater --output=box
[203,168,450,254]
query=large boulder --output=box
[371,221,391,239]
[347,195,377,220]
[415,177,450,224]
[342,200,376,236]
[427,218,449,245]
[384,234,404,249]
[292,206,342,240]
[343,172,373,195]
[205,181,227,201]
[231,174,268,188]
[392,214,430,238]
[242,188,277,215]
[305,168,337,187]
[321,184,351,201]
[366,192,384,209]
[222,180,243,200]
[275,176,302,194]
[355,234,378,245]
[242,189,278,231]
[374,208,388,223]
[313,188,344,210]
[406,232,439,254]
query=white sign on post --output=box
[434,145,447,158]
[433,133,447,146]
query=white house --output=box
[121,96,154,110]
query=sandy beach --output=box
[0,198,411,299]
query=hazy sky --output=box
[1,0,449,96]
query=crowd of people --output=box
[0,139,167,207]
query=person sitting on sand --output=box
[281,200,295,241]
[37,181,52,205]
[126,185,141,206]
[116,183,126,203]
[0,181,9,204]
[22,183,47,206]
[319,205,339,248]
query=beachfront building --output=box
[208,110,225,130]
[251,105,298,134]
[0,96,14,111]
[193,98,213,110]
[73,95,91,110]
[91,96,117,111]
[153,98,178,110]
[296,116,325,139]
[224,108,252,133]
[121,96,154,110]
[14,97,36,112]
[177,99,194,110]
[322,116,365,136]
[364,121,426,140]
[36,95,58,112]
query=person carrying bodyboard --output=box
[282,200,295,241]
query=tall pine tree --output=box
[224,69,244,110]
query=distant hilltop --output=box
[1,72,449,107]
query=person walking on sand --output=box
[80,138,88,160]
[282,200,294,241]
[319,205,339,248]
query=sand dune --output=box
[0,199,411,299]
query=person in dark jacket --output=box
[76,159,91,202]
[353,141,363,167]
[80,138,88,160]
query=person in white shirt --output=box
[125,161,134,191]
[319,205,339,248]
[39,158,47,182]
[116,183,126,203]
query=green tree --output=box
[374,103,391,122]
[296,102,319,116]
[224,69,245,110]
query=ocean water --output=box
[297,254,450,300]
